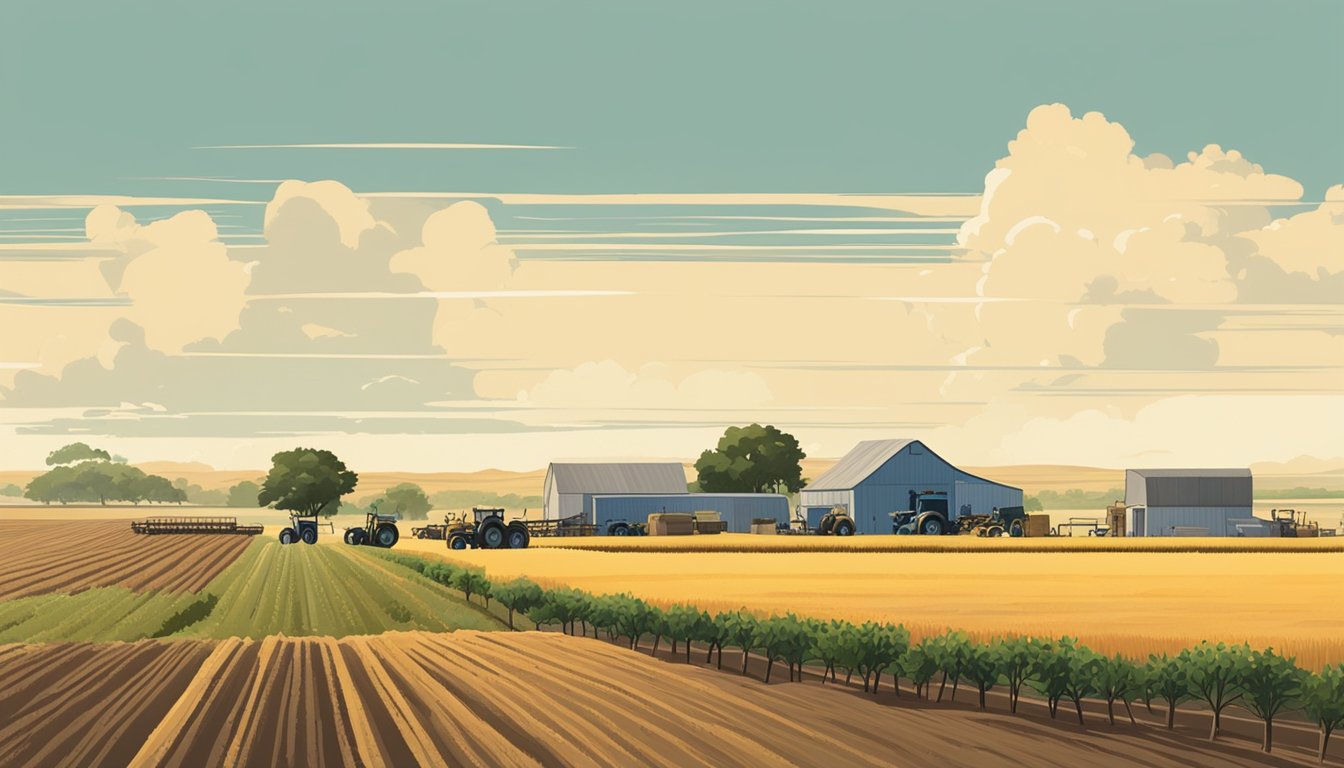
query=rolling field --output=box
[0,519,256,599]
[401,541,1344,668]
[0,631,1307,768]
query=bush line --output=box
[378,551,1344,760]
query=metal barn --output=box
[800,439,1023,535]
[542,462,687,521]
[1124,468,1253,537]
[591,493,790,533]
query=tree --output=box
[721,611,760,675]
[961,642,1004,710]
[993,636,1042,714]
[1180,641,1246,740]
[928,630,972,702]
[375,483,432,520]
[694,424,806,494]
[1146,653,1192,730]
[901,643,940,700]
[45,442,111,466]
[226,480,262,508]
[1092,654,1142,726]
[662,604,709,663]
[1236,648,1305,753]
[1303,664,1344,764]
[0,483,23,496]
[1032,637,1097,725]
[257,448,358,517]
[452,569,490,604]
[492,578,543,630]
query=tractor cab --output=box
[343,501,401,548]
[279,511,334,545]
[891,491,951,535]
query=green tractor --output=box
[445,507,531,550]
[342,501,401,548]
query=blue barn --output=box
[799,439,1023,535]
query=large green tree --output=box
[257,448,358,517]
[694,424,806,494]
[225,480,262,508]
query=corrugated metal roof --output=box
[546,462,687,494]
[1128,468,1251,478]
[804,439,914,491]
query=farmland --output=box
[0,519,255,599]
[0,631,1305,768]
[402,542,1344,669]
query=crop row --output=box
[377,551,1344,761]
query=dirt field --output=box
[0,519,256,599]
[0,631,1322,768]
[401,542,1344,668]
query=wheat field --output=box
[396,539,1344,668]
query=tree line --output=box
[380,551,1344,761]
[23,443,186,506]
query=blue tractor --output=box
[278,511,331,545]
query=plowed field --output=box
[0,519,255,599]
[0,632,1316,768]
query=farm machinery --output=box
[890,491,954,535]
[130,516,263,536]
[445,507,532,550]
[1269,508,1320,538]
[780,506,856,536]
[342,505,402,548]
[956,506,1030,537]
[278,511,334,545]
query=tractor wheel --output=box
[506,523,531,549]
[374,524,399,548]
[300,526,318,545]
[476,519,506,549]
[609,522,630,536]
[344,528,359,545]
[832,518,855,536]
[919,515,946,536]
[448,534,469,550]
[985,525,1004,538]
[279,527,296,545]
[1008,519,1025,538]
[817,516,835,535]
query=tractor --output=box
[445,507,532,550]
[278,511,332,545]
[780,506,856,536]
[1269,508,1320,538]
[958,505,1029,537]
[890,491,953,535]
[342,502,401,548]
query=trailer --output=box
[412,524,447,540]
[130,516,264,536]
[519,513,598,538]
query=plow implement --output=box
[131,516,265,536]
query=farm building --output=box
[800,439,1023,534]
[543,462,688,521]
[592,493,790,533]
[1124,468,1254,537]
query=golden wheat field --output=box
[397,539,1344,669]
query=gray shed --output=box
[543,462,687,520]
[800,439,1023,535]
[1124,468,1253,537]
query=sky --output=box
[0,0,1340,471]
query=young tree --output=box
[1032,637,1096,724]
[45,442,111,466]
[662,604,707,662]
[993,636,1042,714]
[1236,648,1305,753]
[1146,653,1192,730]
[452,569,490,604]
[1092,654,1141,726]
[703,612,736,669]
[694,424,806,494]
[901,643,940,700]
[258,448,358,517]
[1180,641,1247,741]
[490,579,543,631]
[961,641,1004,710]
[1303,664,1344,764]
[928,630,972,702]
[723,611,760,675]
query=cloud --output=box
[264,180,377,250]
[521,361,772,410]
[390,201,517,291]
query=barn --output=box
[800,439,1023,535]
[542,462,688,521]
[1124,468,1254,537]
